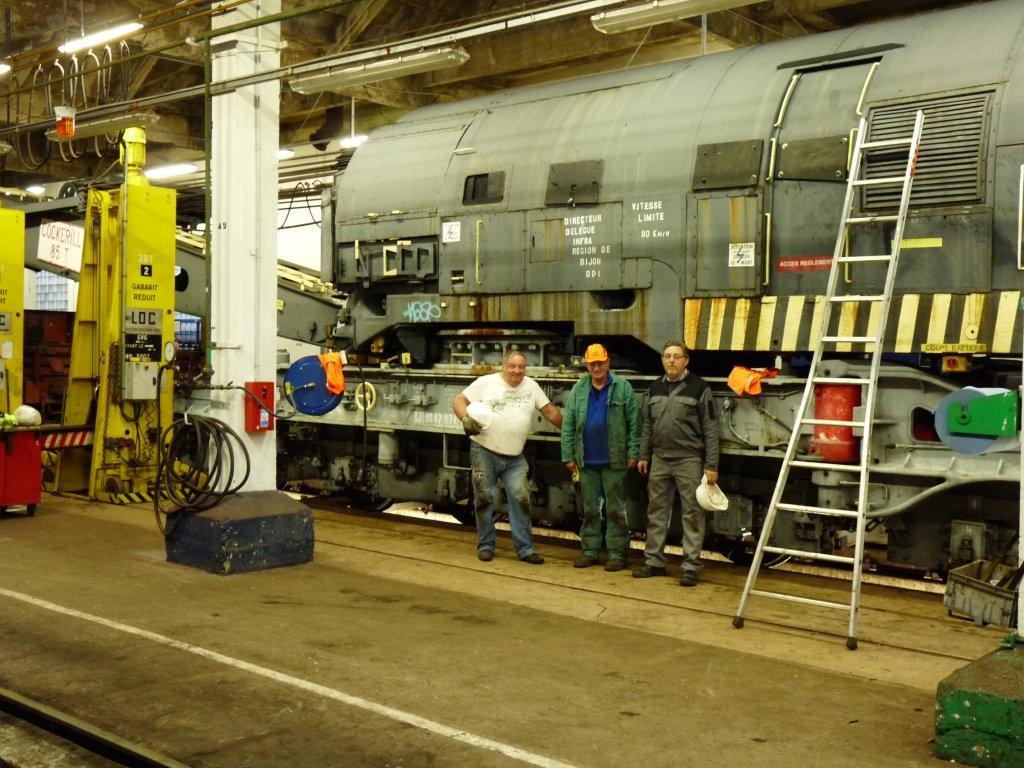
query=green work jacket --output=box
[560,372,641,469]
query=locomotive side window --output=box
[462,172,505,205]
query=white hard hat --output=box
[466,401,494,430]
[13,404,42,426]
[696,475,729,512]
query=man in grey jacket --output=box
[634,341,720,586]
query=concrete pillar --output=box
[209,0,280,490]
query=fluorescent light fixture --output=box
[339,134,368,149]
[144,163,198,180]
[290,47,470,94]
[277,148,296,160]
[45,110,159,141]
[591,0,759,34]
[59,22,143,54]
[25,185,46,195]
[0,63,10,75]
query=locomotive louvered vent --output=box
[863,92,991,210]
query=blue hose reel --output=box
[283,355,343,416]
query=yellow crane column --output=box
[0,209,26,415]
[55,128,177,503]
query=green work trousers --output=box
[579,466,629,560]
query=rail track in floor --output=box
[0,686,189,768]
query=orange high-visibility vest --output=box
[318,353,346,394]
[727,365,779,396]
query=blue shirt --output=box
[583,383,611,467]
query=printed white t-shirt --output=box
[462,372,550,456]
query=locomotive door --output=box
[765,60,881,298]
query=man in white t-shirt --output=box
[453,351,563,564]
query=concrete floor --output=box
[0,494,1006,768]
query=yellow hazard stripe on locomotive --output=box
[684,292,1021,354]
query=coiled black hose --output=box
[154,414,251,538]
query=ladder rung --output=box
[776,502,860,519]
[861,137,913,150]
[829,294,885,303]
[790,460,865,473]
[763,546,856,565]
[846,215,899,224]
[802,417,865,428]
[852,176,907,187]
[820,335,877,344]
[750,589,850,611]
[812,377,867,386]
[837,254,892,263]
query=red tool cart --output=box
[0,429,41,515]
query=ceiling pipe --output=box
[0,0,638,140]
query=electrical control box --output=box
[123,361,158,401]
[244,381,275,432]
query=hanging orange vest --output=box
[727,366,779,396]
[318,353,347,394]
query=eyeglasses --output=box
[662,353,688,360]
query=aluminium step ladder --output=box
[732,110,925,650]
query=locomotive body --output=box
[283,0,1024,572]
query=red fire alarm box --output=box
[244,381,275,432]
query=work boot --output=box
[477,549,494,562]
[604,558,625,572]
[573,555,599,568]
[631,564,667,578]
[519,553,545,565]
[679,571,699,587]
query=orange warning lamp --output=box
[940,355,971,373]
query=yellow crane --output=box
[53,127,177,503]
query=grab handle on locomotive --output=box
[474,218,483,285]
[855,61,880,117]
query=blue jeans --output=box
[470,441,535,558]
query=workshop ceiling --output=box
[0,0,986,196]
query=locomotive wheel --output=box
[355,494,392,513]
[436,500,475,527]
[717,539,788,569]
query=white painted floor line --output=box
[0,587,579,768]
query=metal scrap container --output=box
[944,559,1019,628]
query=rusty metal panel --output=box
[526,203,624,292]
[545,160,604,206]
[438,212,527,295]
[692,140,763,191]
[691,192,762,296]
[530,218,566,264]
[776,135,849,182]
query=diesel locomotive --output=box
[280,0,1024,573]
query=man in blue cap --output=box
[560,343,640,572]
